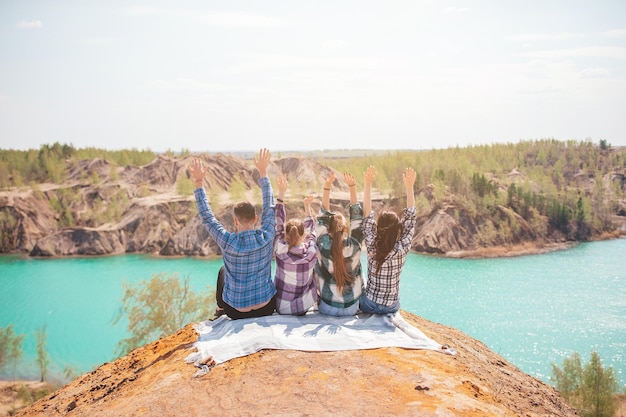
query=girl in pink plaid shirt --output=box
[273,174,319,315]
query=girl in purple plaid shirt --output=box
[273,174,319,315]
[360,165,417,315]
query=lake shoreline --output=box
[445,232,625,259]
[2,232,624,262]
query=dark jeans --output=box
[217,266,275,320]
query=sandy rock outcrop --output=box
[273,156,345,190]
[160,216,222,256]
[67,158,114,183]
[414,208,474,254]
[29,228,126,256]
[0,191,58,252]
[15,311,577,417]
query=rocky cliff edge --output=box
[16,311,577,417]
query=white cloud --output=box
[139,78,232,93]
[517,85,566,96]
[603,29,626,39]
[442,7,470,14]
[223,54,381,74]
[579,68,611,78]
[321,40,350,50]
[16,20,43,29]
[520,47,626,60]
[81,37,118,46]
[506,33,585,43]
[124,6,287,28]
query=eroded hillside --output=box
[1,144,625,257]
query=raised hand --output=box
[277,174,288,200]
[364,165,377,185]
[343,172,357,204]
[363,166,376,217]
[403,167,416,209]
[403,167,416,188]
[343,172,356,187]
[188,157,208,184]
[303,195,314,216]
[322,171,334,210]
[323,171,335,190]
[253,148,271,177]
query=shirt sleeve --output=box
[259,176,276,240]
[316,207,332,238]
[362,212,377,256]
[396,206,417,253]
[194,187,230,247]
[348,202,364,244]
[303,215,317,249]
[275,202,286,245]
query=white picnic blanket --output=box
[185,312,455,375]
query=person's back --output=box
[189,148,276,319]
[361,166,417,315]
[274,177,318,315]
[315,172,364,316]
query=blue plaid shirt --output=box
[194,176,276,309]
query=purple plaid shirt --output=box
[274,203,318,315]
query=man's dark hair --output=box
[234,202,256,223]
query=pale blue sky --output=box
[1,1,625,152]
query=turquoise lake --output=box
[1,238,625,388]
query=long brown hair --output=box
[329,213,352,292]
[374,211,402,274]
[285,219,304,249]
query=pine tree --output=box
[552,351,619,417]
[35,326,50,382]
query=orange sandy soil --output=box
[7,311,581,417]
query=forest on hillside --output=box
[0,139,625,256]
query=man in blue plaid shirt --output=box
[189,148,276,319]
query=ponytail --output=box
[285,219,304,249]
[329,213,352,292]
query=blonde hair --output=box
[285,219,304,249]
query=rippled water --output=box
[1,239,624,387]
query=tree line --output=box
[320,139,625,241]
[1,139,625,248]
[0,142,156,187]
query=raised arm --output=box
[255,148,275,237]
[276,174,288,202]
[343,172,357,204]
[322,171,335,211]
[274,174,288,241]
[363,165,376,218]
[188,157,208,189]
[303,195,314,218]
[403,167,416,209]
[253,147,271,178]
